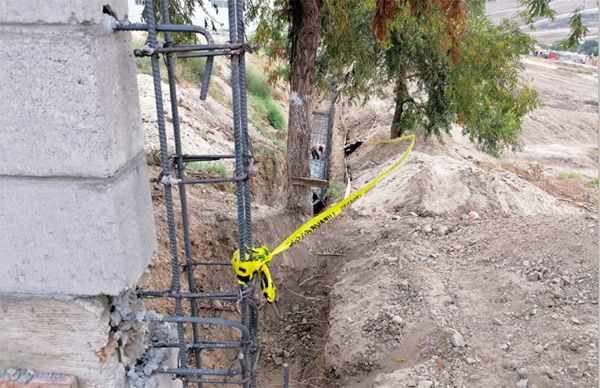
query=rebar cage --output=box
[114,1,259,386]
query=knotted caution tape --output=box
[231,134,416,302]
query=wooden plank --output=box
[290,177,329,188]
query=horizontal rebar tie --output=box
[159,368,242,377]
[153,341,241,350]
[138,290,239,300]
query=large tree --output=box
[164,0,589,211]
[317,0,539,155]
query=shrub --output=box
[246,66,272,99]
[186,161,229,177]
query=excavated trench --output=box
[138,160,343,387]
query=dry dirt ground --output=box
[137,53,598,388]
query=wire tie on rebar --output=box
[160,175,183,186]
[133,43,156,57]
[234,43,259,54]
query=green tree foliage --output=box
[518,0,556,25]
[317,1,538,154]
[144,0,223,43]
[566,8,590,50]
[450,19,538,155]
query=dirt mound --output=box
[350,150,580,217]
[321,214,597,388]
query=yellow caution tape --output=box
[231,134,416,302]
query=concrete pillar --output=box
[0,1,156,387]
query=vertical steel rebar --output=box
[135,0,255,385]
[233,2,258,387]
[282,363,289,388]
[143,0,188,380]
[235,0,252,247]
[227,1,252,387]
[157,1,204,386]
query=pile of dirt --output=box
[349,150,581,218]
[314,55,598,388]
[321,214,597,388]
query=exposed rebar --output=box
[158,0,204,381]
[124,1,256,385]
[143,0,188,375]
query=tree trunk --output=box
[391,75,409,139]
[286,0,323,215]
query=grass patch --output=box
[555,171,584,181]
[586,178,598,188]
[256,123,285,149]
[254,146,276,158]
[134,56,153,75]
[208,87,232,108]
[246,66,272,99]
[132,35,220,87]
[327,182,347,203]
[246,65,286,132]
[177,57,221,86]
[249,95,286,131]
[178,58,207,84]
[186,161,229,178]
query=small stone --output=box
[392,316,404,325]
[284,325,292,332]
[423,224,433,234]
[5,369,18,379]
[517,367,528,378]
[452,332,466,347]
[468,211,480,220]
[386,257,399,265]
[534,345,544,353]
[527,272,541,282]
[391,215,401,221]
[504,359,518,370]
[500,343,510,351]
[436,225,449,235]
[522,260,530,267]
[466,357,477,364]
[417,381,433,388]
[493,317,504,326]
[569,316,581,325]
[212,300,223,309]
[562,305,574,313]
[516,378,528,388]
[399,279,410,290]
[301,317,307,325]
[273,356,284,366]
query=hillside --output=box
[486,0,599,45]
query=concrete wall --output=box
[0,1,156,386]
